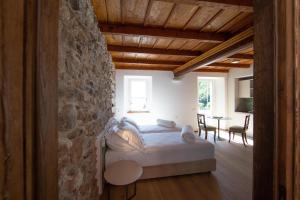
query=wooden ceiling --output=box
[92,0,254,75]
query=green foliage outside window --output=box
[198,80,211,110]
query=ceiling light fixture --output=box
[231,59,240,64]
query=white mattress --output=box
[138,125,181,134]
[105,132,215,167]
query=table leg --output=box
[218,119,220,139]
[107,183,111,200]
[127,182,137,200]
[125,185,128,199]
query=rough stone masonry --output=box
[58,0,115,199]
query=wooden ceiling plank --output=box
[91,0,108,23]
[183,6,202,30]
[104,33,123,46]
[154,0,253,12]
[139,36,157,48]
[184,6,221,30]
[99,23,228,43]
[143,0,152,25]
[173,27,254,76]
[180,39,202,50]
[106,0,122,24]
[201,9,241,32]
[164,4,199,29]
[145,1,174,26]
[123,35,141,47]
[229,53,253,59]
[152,37,173,48]
[123,0,149,24]
[108,45,202,56]
[167,39,188,50]
[229,13,253,33]
[216,12,250,32]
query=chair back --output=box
[244,115,250,130]
[197,114,206,128]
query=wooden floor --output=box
[101,134,253,200]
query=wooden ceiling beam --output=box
[113,58,250,68]
[156,0,253,12]
[113,58,185,65]
[115,66,175,71]
[207,63,250,68]
[115,66,229,73]
[173,27,254,77]
[195,69,229,73]
[229,53,253,60]
[100,24,228,43]
[108,45,201,57]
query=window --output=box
[198,79,213,113]
[124,76,152,113]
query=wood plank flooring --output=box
[101,134,253,200]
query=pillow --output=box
[117,121,144,150]
[121,117,140,131]
[104,117,119,135]
[157,119,176,128]
[105,126,136,151]
[181,125,196,143]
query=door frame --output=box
[1,0,299,199]
[0,0,59,199]
[254,0,300,199]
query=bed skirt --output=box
[140,158,216,179]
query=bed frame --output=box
[141,159,216,179]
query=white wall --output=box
[115,70,227,130]
[227,65,254,137]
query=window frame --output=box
[124,76,152,113]
[197,78,213,114]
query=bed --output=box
[105,131,216,179]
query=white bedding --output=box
[105,132,215,167]
[138,125,181,134]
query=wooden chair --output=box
[197,114,217,142]
[228,115,250,146]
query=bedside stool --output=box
[104,160,143,200]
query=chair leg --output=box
[242,133,246,147]
[198,128,201,137]
[205,130,208,140]
[214,131,216,143]
[229,131,231,143]
[244,132,248,144]
[233,133,235,140]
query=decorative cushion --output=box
[157,119,176,128]
[121,117,140,131]
[105,125,136,151]
[117,121,144,150]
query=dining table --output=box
[207,116,231,140]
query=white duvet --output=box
[138,125,181,134]
[105,132,215,167]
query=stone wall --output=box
[58,0,115,199]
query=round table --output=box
[104,160,143,200]
[207,116,231,140]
